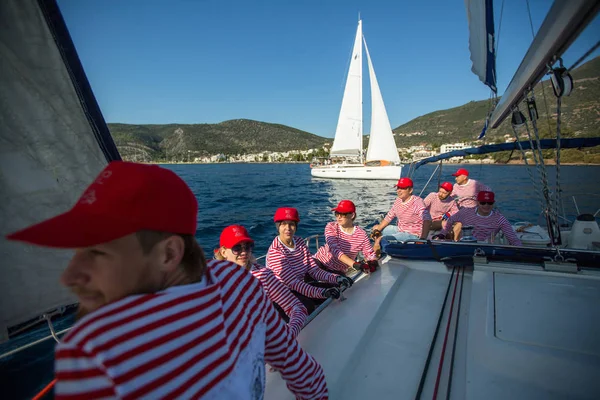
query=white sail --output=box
[0,0,117,341]
[330,20,363,158]
[364,39,400,163]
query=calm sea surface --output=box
[168,162,600,256]
[3,163,600,399]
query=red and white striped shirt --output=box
[450,178,491,209]
[423,192,459,221]
[54,259,328,400]
[440,207,522,245]
[314,222,378,273]
[266,236,339,299]
[384,195,431,236]
[250,262,308,338]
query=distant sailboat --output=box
[310,20,402,180]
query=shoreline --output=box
[141,160,600,166]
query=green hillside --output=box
[392,56,600,147]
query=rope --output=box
[567,39,600,73]
[432,268,461,400]
[495,0,506,57]
[525,0,536,38]
[445,268,465,400]
[555,95,564,234]
[418,163,441,197]
[32,379,56,400]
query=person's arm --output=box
[323,223,354,268]
[54,343,117,399]
[306,246,339,284]
[498,216,522,246]
[261,269,308,338]
[359,229,379,260]
[373,205,396,232]
[267,246,327,298]
[263,291,328,399]
[416,200,432,239]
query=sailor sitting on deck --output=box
[371,177,432,241]
[266,207,353,314]
[6,161,328,400]
[451,168,492,209]
[215,224,308,338]
[313,200,379,276]
[432,191,523,246]
[423,181,459,231]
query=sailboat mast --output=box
[358,19,363,164]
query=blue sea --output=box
[2,163,600,399]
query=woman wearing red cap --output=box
[433,191,522,245]
[266,207,353,314]
[423,182,459,231]
[371,177,432,241]
[313,200,379,275]
[215,225,308,338]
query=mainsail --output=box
[364,39,400,164]
[330,20,363,158]
[0,0,121,341]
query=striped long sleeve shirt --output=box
[250,262,308,338]
[54,259,328,400]
[266,236,339,299]
[314,222,378,273]
[440,207,522,245]
[423,192,459,220]
[450,179,491,209]
[384,195,431,236]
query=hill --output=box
[109,119,330,162]
[391,56,600,148]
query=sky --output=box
[56,0,600,138]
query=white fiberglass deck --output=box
[265,257,600,399]
[310,164,402,180]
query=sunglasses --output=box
[335,212,352,217]
[396,187,411,190]
[231,242,254,255]
[479,201,494,206]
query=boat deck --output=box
[265,256,600,399]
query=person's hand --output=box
[336,275,353,289]
[370,228,382,240]
[322,287,341,299]
[366,260,378,272]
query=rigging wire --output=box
[567,39,600,73]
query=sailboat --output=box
[310,20,402,180]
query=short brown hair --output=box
[136,230,206,281]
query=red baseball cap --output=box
[220,225,254,248]
[332,200,356,213]
[6,161,198,248]
[395,177,413,189]
[274,207,300,222]
[452,168,469,177]
[477,191,495,202]
[440,182,453,192]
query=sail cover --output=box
[364,39,400,164]
[465,0,497,93]
[0,0,121,341]
[330,20,363,158]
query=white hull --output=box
[310,164,402,180]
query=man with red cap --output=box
[266,207,353,314]
[371,177,432,241]
[313,200,379,275]
[433,191,522,245]
[450,168,491,209]
[6,161,328,399]
[423,182,460,231]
